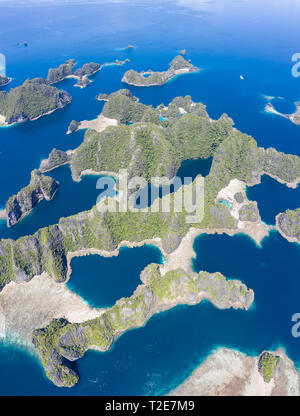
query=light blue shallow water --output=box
[0,0,299,395]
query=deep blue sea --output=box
[0,0,299,395]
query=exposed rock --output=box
[73,62,101,78]
[67,120,80,134]
[234,192,244,203]
[258,351,281,383]
[122,55,199,86]
[39,148,70,173]
[5,170,59,227]
[47,59,76,84]
[31,266,253,387]
[0,78,71,125]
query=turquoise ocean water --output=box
[0,0,300,395]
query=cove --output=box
[67,245,163,308]
[0,165,116,240]
[246,175,300,225]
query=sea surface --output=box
[0,0,299,395]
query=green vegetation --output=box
[264,147,300,183]
[96,93,109,101]
[122,55,198,86]
[0,78,71,124]
[258,352,280,383]
[238,202,259,222]
[277,207,300,242]
[32,264,253,387]
[74,62,101,78]
[1,92,300,288]
[47,59,76,84]
[5,170,59,227]
[294,103,300,125]
[102,89,160,124]
[39,148,70,173]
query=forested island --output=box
[170,348,300,396]
[32,266,253,387]
[0,78,71,126]
[276,208,300,243]
[39,148,71,173]
[5,170,59,227]
[122,55,199,86]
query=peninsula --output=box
[47,59,76,84]
[121,55,199,86]
[0,92,299,287]
[276,207,300,243]
[5,170,59,227]
[39,148,71,173]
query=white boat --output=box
[240,74,244,80]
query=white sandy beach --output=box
[78,114,118,133]
[216,179,272,245]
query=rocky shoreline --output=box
[5,170,59,227]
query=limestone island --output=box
[265,101,300,126]
[1,89,300,386]
[0,74,12,87]
[4,170,59,227]
[0,78,71,126]
[276,207,300,244]
[47,60,101,88]
[47,59,130,89]
[170,348,300,396]
[66,120,80,134]
[46,59,77,84]
[121,55,199,86]
[39,148,71,173]
[71,62,101,88]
